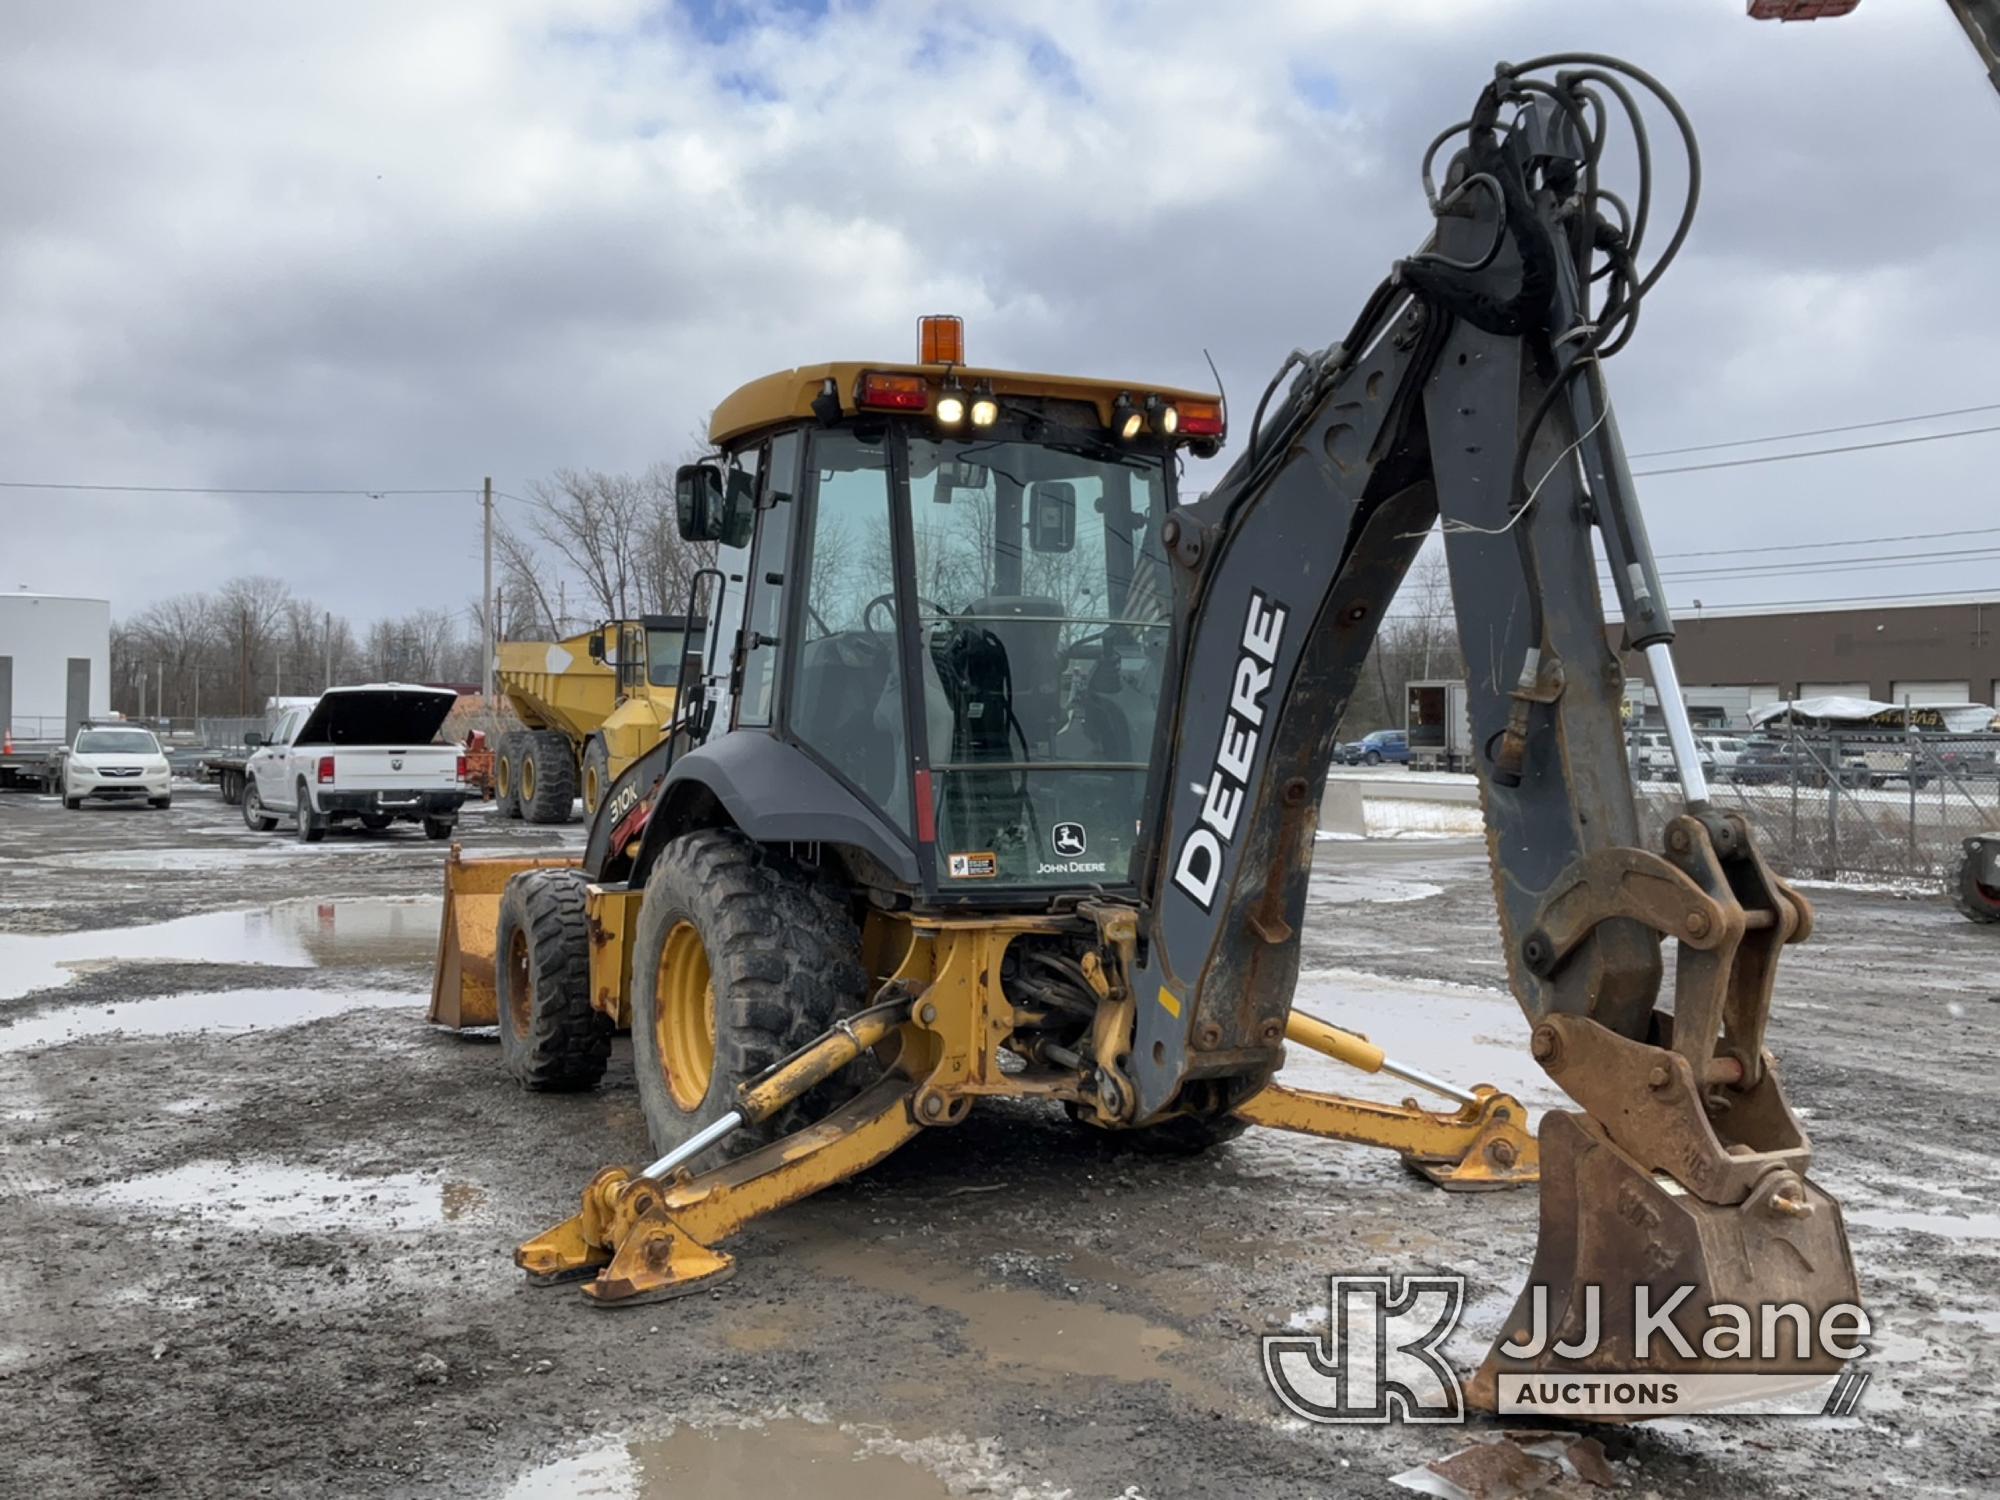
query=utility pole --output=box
[156,662,164,726]
[324,610,333,690]
[482,476,494,703]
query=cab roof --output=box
[708,361,1222,448]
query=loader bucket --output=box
[428,845,584,1028]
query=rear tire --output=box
[243,782,278,832]
[1953,841,2000,924]
[495,869,611,1090]
[520,730,577,825]
[295,785,326,843]
[495,732,525,819]
[581,736,611,819]
[629,828,871,1166]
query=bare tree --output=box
[216,575,291,712]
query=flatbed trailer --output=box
[0,739,62,793]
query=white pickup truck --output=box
[239,684,470,842]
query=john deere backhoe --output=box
[433,53,1861,1405]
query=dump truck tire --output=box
[520,730,577,825]
[581,735,611,819]
[495,868,612,1090]
[495,732,525,819]
[629,828,871,1166]
[1953,839,2000,924]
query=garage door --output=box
[1799,681,1869,700]
[1889,679,1970,706]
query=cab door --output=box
[250,708,298,805]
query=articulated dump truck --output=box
[433,47,1864,1413]
[492,616,698,823]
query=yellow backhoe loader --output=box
[433,52,1862,1408]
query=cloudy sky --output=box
[3,0,1995,631]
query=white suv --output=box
[1633,731,1717,783]
[62,725,172,810]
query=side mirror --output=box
[243,730,265,748]
[586,629,605,662]
[1028,480,1076,553]
[675,462,727,542]
[930,459,991,504]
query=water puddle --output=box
[790,1230,1212,1398]
[505,1419,955,1500]
[1306,870,1444,905]
[1275,967,1558,1111]
[0,986,420,1052]
[93,1158,481,1234]
[0,896,440,1002]
[1844,1206,2000,1241]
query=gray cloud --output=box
[1,0,1994,625]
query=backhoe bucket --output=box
[428,845,583,1028]
[1470,1111,1863,1415]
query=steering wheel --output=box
[864,592,953,633]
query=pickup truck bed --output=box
[240,685,469,842]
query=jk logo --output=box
[1262,1275,1466,1423]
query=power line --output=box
[0,481,474,496]
[1632,422,2000,477]
[1649,523,2000,563]
[1619,584,2000,616]
[1602,545,2000,586]
[1627,400,2000,459]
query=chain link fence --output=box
[1630,726,2000,882]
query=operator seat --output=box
[964,595,1064,754]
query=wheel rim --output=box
[657,920,716,1112]
[584,764,600,814]
[505,926,533,1038]
[496,757,511,799]
[521,756,537,803]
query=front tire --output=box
[1363,751,1382,766]
[629,829,870,1166]
[495,732,525,819]
[64,793,82,811]
[495,869,612,1089]
[295,785,326,843]
[243,783,278,832]
[150,796,172,810]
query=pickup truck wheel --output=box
[295,785,326,843]
[520,730,577,825]
[495,732,525,819]
[242,783,278,832]
[360,812,392,831]
[629,829,872,1167]
[422,816,454,841]
[582,736,611,818]
[495,869,611,1090]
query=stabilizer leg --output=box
[1235,1080,1539,1189]
[515,1070,927,1305]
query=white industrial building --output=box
[0,591,111,743]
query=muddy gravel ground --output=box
[1,785,1995,1498]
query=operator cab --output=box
[672,316,1224,901]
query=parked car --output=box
[61,724,173,810]
[1731,739,1870,788]
[239,684,470,842]
[1632,732,1716,783]
[1343,729,1409,766]
[1937,746,2000,781]
[1700,735,1749,782]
